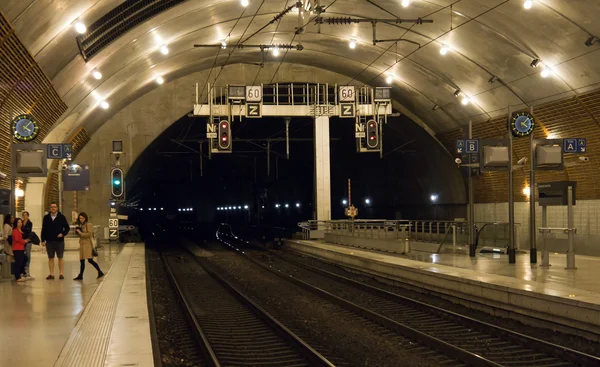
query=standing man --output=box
[22,211,33,277]
[41,202,70,279]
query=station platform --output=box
[0,242,152,367]
[285,239,600,341]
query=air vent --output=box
[76,0,189,61]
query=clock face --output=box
[11,114,40,142]
[510,112,535,137]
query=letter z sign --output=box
[340,103,355,118]
[246,103,261,118]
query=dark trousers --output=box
[79,259,101,275]
[13,250,25,280]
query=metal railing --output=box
[298,219,521,253]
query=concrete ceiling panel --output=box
[1,0,599,143]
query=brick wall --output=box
[438,90,600,203]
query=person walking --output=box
[41,202,70,280]
[12,218,31,282]
[73,212,104,280]
[22,211,33,277]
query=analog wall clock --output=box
[510,112,535,137]
[11,114,40,142]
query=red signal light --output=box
[221,123,228,129]
[221,134,228,141]
[369,122,375,128]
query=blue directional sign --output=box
[577,138,586,153]
[465,139,479,154]
[47,144,73,159]
[456,139,464,154]
[563,139,578,153]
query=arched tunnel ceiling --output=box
[2,0,600,141]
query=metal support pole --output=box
[452,225,457,252]
[529,106,536,263]
[58,161,63,211]
[507,106,516,263]
[267,141,270,176]
[541,205,550,266]
[566,185,576,269]
[285,118,290,159]
[199,142,203,177]
[468,120,476,257]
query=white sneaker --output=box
[25,275,35,280]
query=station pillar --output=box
[314,115,331,221]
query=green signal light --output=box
[114,180,121,185]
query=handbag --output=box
[29,232,41,245]
[92,247,99,257]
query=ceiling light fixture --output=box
[440,45,449,55]
[349,39,356,49]
[488,75,498,84]
[386,75,393,84]
[401,0,411,7]
[156,76,165,84]
[540,68,552,78]
[523,0,533,9]
[160,45,169,55]
[100,101,109,109]
[92,70,102,80]
[271,47,280,56]
[530,58,540,68]
[220,40,227,49]
[241,0,249,7]
[432,104,439,111]
[461,97,470,105]
[75,22,87,34]
[454,89,461,97]
[585,36,598,47]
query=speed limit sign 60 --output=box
[246,86,262,102]
[339,86,355,102]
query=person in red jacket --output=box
[12,218,31,283]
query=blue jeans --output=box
[25,242,32,271]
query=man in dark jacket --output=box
[41,202,70,279]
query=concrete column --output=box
[314,115,331,221]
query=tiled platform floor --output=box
[0,242,152,367]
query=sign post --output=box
[108,218,119,241]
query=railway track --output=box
[217,232,600,367]
[160,248,335,367]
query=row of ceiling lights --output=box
[72,0,580,113]
[73,20,168,110]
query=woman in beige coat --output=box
[73,212,104,280]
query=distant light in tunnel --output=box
[275,204,280,208]
[100,101,110,109]
[401,0,411,7]
[296,203,301,208]
[430,194,438,202]
[461,97,470,106]
[241,0,249,7]
[349,39,356,49]
[75,22,87,34]
[244,205,249,209]
[271,47,280,56]
[156,76,165,85]
[285,204,289,208]
[440,45,449,56]
[342,199,348,205]
[92,70,102,80]
[159,45,169,55]
[385,75,393,84]
[523,1,533,10]
[365,198,371,205]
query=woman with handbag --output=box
[73,212,104,280]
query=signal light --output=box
[366,119,379,150]
[218,120,231,151]
[111,168,124,198]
